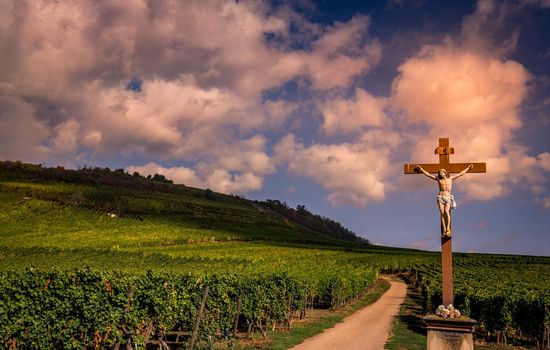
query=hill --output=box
[0,160,424,276]
[0,160,367,247]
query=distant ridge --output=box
[0,160,369,244]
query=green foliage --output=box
[0,268,378,349]
[413,255,550,346]
[0,161,365,245]
[204,188,215,200]
[0,162,548,348]
[260,199,367,243]
[384,283,426,350]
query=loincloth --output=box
[437,194,457,210]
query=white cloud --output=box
[321,88,387,135]
[126,162,203,188]
[212,136,275,176]
[126,162,264,194]
[391,18,534,201]
[274,134,395,206]
[82,130,103,148]
[392,45,527,130]
[302,16,381,90]
[537,153,550,172]
[0,95,49,162]
[125,132,274,195]
[0,0,379,196]
[49,120,80,155]
[359,129,401,148]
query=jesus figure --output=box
[415,164,473,237]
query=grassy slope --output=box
[0,177,430,274]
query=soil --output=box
[289,276,407,350]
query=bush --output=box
[0,268,377,349]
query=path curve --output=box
[290,276,406,350]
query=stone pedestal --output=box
[424,315,477,350]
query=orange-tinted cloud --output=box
[0,0,379,194]
[392,43,530,199]
[321,89,387,135]
[1,0,547,205]
[391,0,550,202]
[126,162,265,194]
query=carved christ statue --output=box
[415,164,473,237]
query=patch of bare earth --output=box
[290,276,406,350]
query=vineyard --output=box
[414,255,550,346]
[0,163,548,349]
[0,268,381,349]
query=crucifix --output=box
[404,138,486,306]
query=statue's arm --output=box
[451,164,474,180]
[415,165,436,180]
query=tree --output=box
[205,188,216,200]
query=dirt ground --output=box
[289,276,406,350]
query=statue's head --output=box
[438,169,448,178]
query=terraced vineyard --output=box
[0,162,548,349]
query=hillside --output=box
[1,160,428,276]
[0,160,367,248]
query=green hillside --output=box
[0,161,391,272]
[0,161,430,277]
[1,161,366,244]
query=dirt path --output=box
[290,276,407,350]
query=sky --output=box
[0,0,549,256]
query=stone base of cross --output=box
[404,138,486,306]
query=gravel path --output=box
[289,276,407,350]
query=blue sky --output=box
[0,0,548,255]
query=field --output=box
[414,255,550,346]
[0,162,548,349]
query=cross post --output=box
[404,138,486,306]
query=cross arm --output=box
[447,162,486,173]
[404,163,440,174]
[404,162,486,174]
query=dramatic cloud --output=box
[126,162,264,194]
[391,0,550,203]
[392,43,530,199]
[0,95,49,162]
[280,0,548,207]
[0,0,379,194]
[321,89,387,135]
[0,0,547,207]
[274,134,396,206]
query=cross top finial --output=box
[404,138,486,174]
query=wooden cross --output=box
[404,137,486,306]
